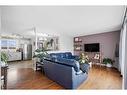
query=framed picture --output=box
[94,53,100,59]
[74,37,79,42]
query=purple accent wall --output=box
[74,31,120,60]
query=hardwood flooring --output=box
[78,65,122,89]
[7,61,122,89]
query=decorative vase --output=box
[106,63,112,67]
[89,62,92,68]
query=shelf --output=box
[74,50,82,51]
[74,41,82,43]
[74,37,83,52]
[74,37,82,42]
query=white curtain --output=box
[119,23,126,76]
[124,18,127,89]
[124,20,127,89]
[119,19,126,76]
[119,15,127,89]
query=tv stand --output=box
[84,52,102,65]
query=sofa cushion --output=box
[56,57,80,72]
[50,53,66,58]
[59,53,66,58]
[50,52,74,59]
[48,52,81,72]
[64,52,73,59]
[76,70,83,75]
[50,53,59,58]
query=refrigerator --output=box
[21,44,32,60]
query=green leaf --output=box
[1,52,8,63]
[33,47,49,61]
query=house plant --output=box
[102,58,113,67]
[0,52,8,65]
[79,53,89,64]
[33,47,49,62]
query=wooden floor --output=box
[7,61,122,89]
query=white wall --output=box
[45,34,73,54]
[17,38,31,48]
[59,34,73,53]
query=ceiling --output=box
[1,6,126,37]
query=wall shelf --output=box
[74,37,82,51]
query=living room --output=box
[0,5,127,90]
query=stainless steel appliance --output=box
[21,44,32,60]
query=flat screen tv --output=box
[84,43,100,52]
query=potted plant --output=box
[103,58,113,67]
[0,52,8,66]
[33,47,49,62]
[79,53,89,64]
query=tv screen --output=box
[84,43,100,52]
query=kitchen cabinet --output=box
[7,52,22,61]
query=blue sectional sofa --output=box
[43,52,89,89]
[49,52,79,61]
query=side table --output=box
[36,62,44,74]
[1,64,8,89]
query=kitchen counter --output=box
[7,52,22,61]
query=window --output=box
[8,40,16,49]
[1,39,16,49]
[1,40,8,49]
